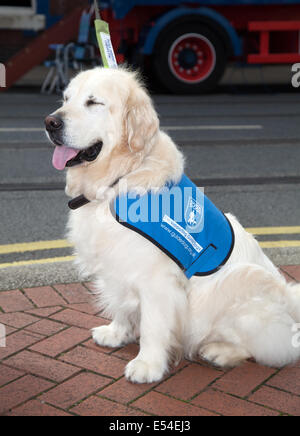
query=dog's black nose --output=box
[45,115,63,132]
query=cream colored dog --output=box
[46,67,300,383]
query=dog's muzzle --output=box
[66,142,103,167]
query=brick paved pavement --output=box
[0,266,299,416]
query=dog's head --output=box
[45,67,159,199]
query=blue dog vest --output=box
[113,175,234,278]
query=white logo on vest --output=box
[185,196,204,232]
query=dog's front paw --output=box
[125,358,166,384]
[92,325,125,348]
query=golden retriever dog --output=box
[45,67,300,383]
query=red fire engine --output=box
[1,1,300,93]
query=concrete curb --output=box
[0,247,299,291]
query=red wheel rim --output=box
[168,33,216,84]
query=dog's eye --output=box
[86,100,104,107]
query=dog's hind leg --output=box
[199,342,251,368]
[188,264,300,370]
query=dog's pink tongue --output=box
[52,146,79,171]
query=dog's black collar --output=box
[68,195,90,210]
[68,177,121,210]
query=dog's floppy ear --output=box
[125,85,159,153]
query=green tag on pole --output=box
[94,0,118,68]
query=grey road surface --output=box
[0,88,299,290]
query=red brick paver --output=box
[0,330,43,360]
[25,319,67,336]
[99,376,157,404]
[5,350,80,382]
[26,306,63,318]
[52,283,90,304]
[0,375,54,414]
[266,366,300,396]
[59,345,125,379]
[132,391,217,416]
[0,290,33,313]
[40,372,110,409]
[0,270,300,416]
[71,396,146,416]
[156,363,222,400]
[211,361,277,397]
[249,386,300,416]
[23,286,67,308]
[0,312,38,329]
[281,265,300,282]
[8,400,71,416]
[29,327,90,357]
[192,389,278,416]
[51,308,108,330]
[0,365,24,387]
[112,343,140,361]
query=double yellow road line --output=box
[0,226,300,269]
[246,226,300,248]
[0,239,74,269]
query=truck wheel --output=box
[153,23,227,94]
